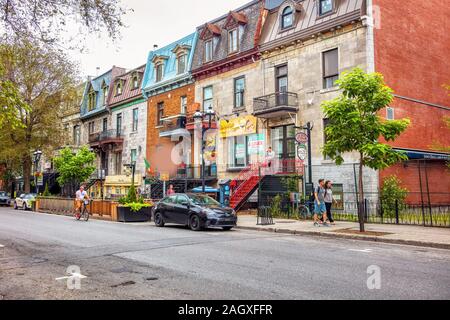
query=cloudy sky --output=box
[71,0,249,77]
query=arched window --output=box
[281,6,294,29]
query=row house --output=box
[142,32,200,197]
[80,66,126,198]
[106,65,147,198]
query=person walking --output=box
[324,180,337,225]
[313,179,329,227]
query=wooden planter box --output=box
[117,206,152,223]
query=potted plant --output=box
[117,184,153,223]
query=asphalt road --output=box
[0,207,449,300]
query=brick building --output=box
[142,32,199,195]
[371,0,450,203]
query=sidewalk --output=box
[236,215,450,250]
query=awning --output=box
[395,149,450,161]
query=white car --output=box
[14,193,37,210]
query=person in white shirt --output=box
[75,185,89,218]
[266,147,275,174]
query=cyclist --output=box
[75,185,89,219]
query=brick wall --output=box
[146,84,195,177]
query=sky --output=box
[71,0,250,78]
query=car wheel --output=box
[222,227,233,231]
[22,203,27,211]
[189,214,202,232]
[154,212,165,227]
[14,202,18,210]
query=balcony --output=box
[89,130,124,150]
[185,112,218,131]
[159,115,190,139]
[253,92,299,119]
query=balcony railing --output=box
[89,130,124,144]
[253,92,299,118]
[159,115,187,136]
[175,165,218,180]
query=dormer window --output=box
[155,63,164,82]
[204,40,213,62]
[281,6,294,29]
[228,28,239,54]
[116,81,123,96]
[132,74,140,89]
[102,83,108,106]
[177,54,186,74]
[319,0,333,16]
[88,87,96,111]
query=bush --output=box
[380,176,408,218]
[118,184,152,212]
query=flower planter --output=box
[117,206,152,223]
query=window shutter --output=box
[323,49,338,77]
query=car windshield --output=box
[188,194,220,207]
[25,194,35,199]
[0,192,7,197]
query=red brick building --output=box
[372,0,450,203]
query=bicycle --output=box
[298,200,313,220]
[75,201,90,222]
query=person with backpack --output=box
[313,179,329,227]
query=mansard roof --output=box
[108,64,146,108]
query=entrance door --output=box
[271,125,296,172]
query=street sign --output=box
[295,132,308,144]
[297,146,307,161]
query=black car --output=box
[153,193,237,231]
[0,191,11,207]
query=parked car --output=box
[153,193,237,231]
[14,193,37,211]
[0,191,11,207]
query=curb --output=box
[236,226,450,250]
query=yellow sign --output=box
[219,115,257,138]
[105,175,142,187]
[160,173,170,182]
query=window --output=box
[116,113,122,136]
[102,118,108,133]
[228,29,239,53]
[157,102,164,126]
[271,125,296,160]
[115,153,122,175]
[88,90,96,111]
[130,149,137,163]
[234,77,245,109]
[102,85,108,106]
[177,54,186,74]
[204,40,213,62]
[323,48,339,89]
[319,0,333,15]
[203,86,213,111]
[155,63,164,82]
[88,121,95,135]
[180,96,188,114]
[116,82,123,96]
[132,75,139,89]
[229,135,250,168]
[132,108,139,131]
[281,6,294,29]
[387,107,395,120]
[73,125,81,146]
[276,64,288,105]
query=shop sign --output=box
[219,116,257,138]
[248,134,265,155]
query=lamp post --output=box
[193,106,216,193]
[33,150,42,194]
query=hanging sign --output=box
[296,132,308,145]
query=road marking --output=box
[348,249,373,253]
[55,272,87,281]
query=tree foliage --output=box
[322,68,410,231]
[0,39,79,192]
[53,146,96,188]
[380,176,408,218]
[0,64,29,128]
[0,0,127,47]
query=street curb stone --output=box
[236,226,450,250]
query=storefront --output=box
[104,174,142,199]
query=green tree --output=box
[0,0,127,47]
[53,147,96,195]
[0,39,79,193]
[380,176,408,219]
[322,68,410,232]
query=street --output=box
[0,207,449,300]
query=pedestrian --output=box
[265,147,275,174]
[324,180,337,225]
[167,184,176,196]
[313,179,329,227]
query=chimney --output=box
[96,67,100,76]
[153,44,158,50]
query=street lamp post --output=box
[33,150,42,195]
[193,107,216,193]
